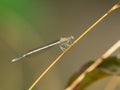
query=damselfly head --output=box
[59,36,74,51]
[70,35,74,40]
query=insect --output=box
[12,36,74,62]
[12,2,120,90]
[28,2,120,90]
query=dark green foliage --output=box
[67,56,120,90]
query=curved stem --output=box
[66,40,120,90]
[28,1,120,90]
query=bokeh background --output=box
[0,0,120,90]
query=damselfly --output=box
[12,36,74,62]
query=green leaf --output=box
[66,56,120,90]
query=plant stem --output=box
[28,1,120,90]
[66,40,120,90]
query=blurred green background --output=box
[0,0,120,90]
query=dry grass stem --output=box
[28,1,120,90]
